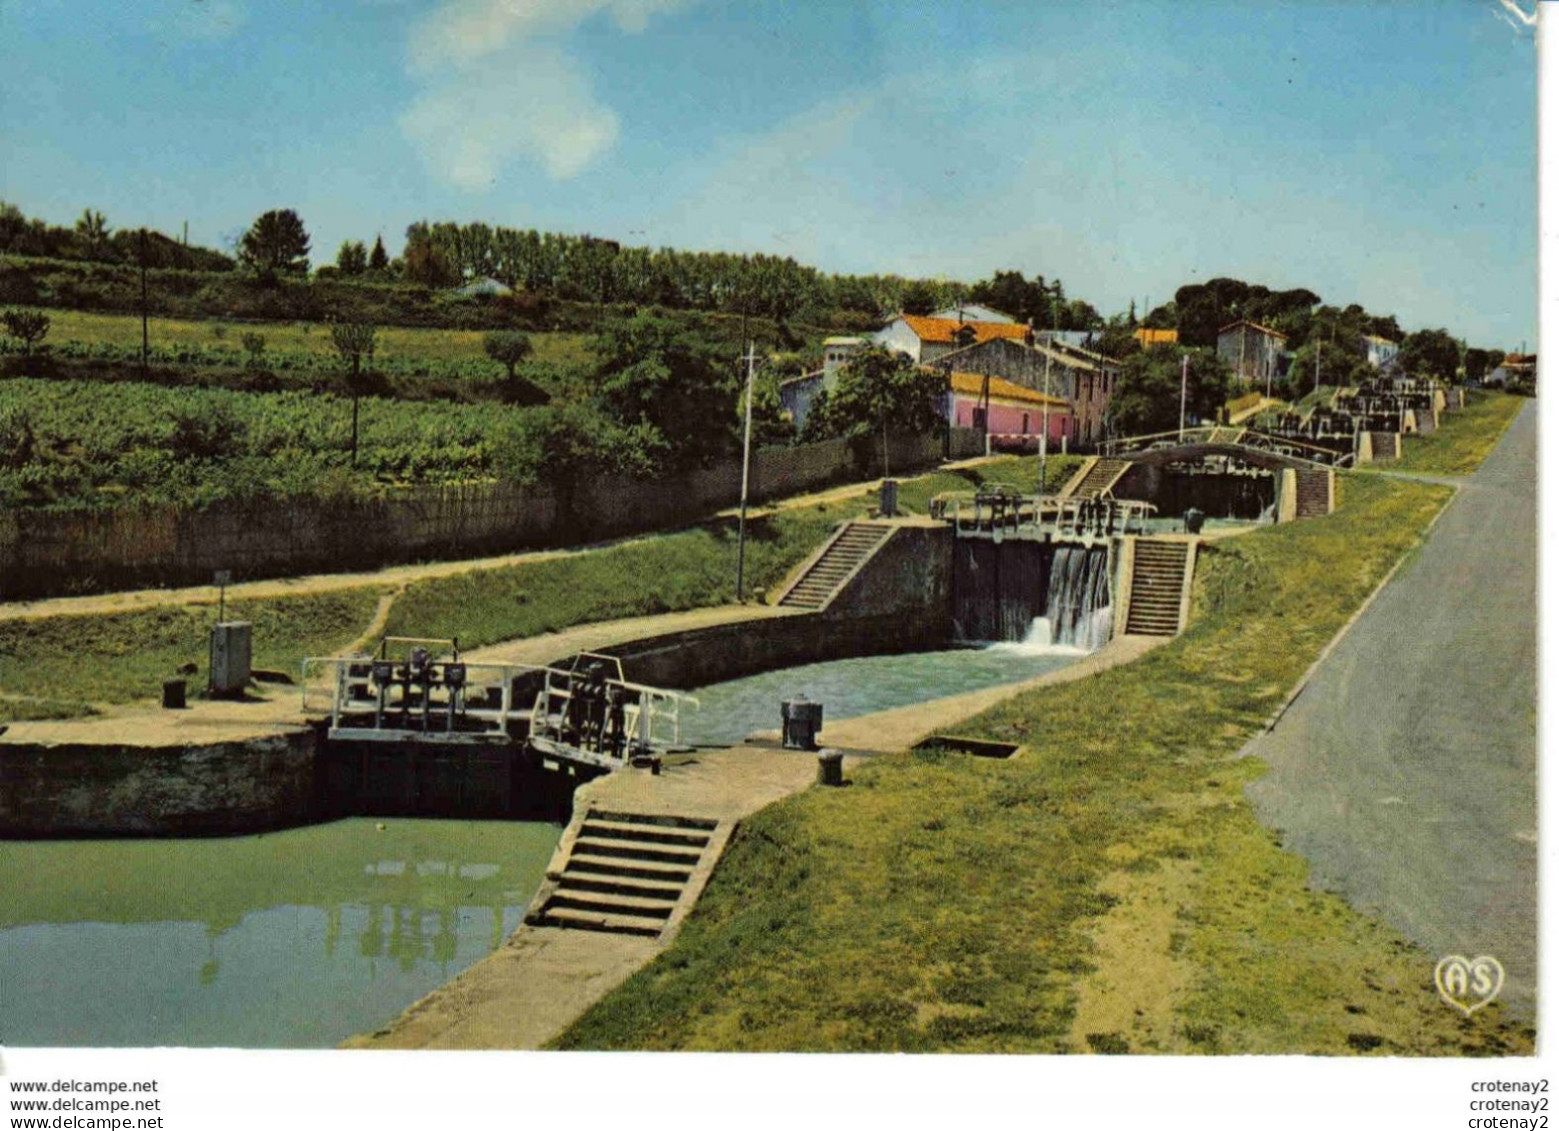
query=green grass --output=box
[35,306,595,368]
[1295,384,1341,411]
[0,589,381,708]
[553,472,1531,1055]
[383,511,852,648]
[1383,390,1525,476]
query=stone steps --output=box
[1066,457,1130,499]
[1124,540,1193,636]
[1294,468,1334,518]
[526,808,722,938]
[776,522,893,610]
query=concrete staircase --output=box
[1061,457,1130,499]
[1294,468,1334,519]
[1122,538,1195,636]
[775,521,892,610]
[525,808,725,938]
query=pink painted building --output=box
[947,371,1074,450]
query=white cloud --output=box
[409,0,689,71]
[401,46,619,187]
[401,0,688,189]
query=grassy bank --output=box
[1385,391,1524,476]
[554,472,1531,1054]
[0,589,381,713]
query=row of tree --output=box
[3,200,1512,386]
[0,202,235,272]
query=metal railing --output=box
[298,649,698,769]
[1099,425,1354,469]
[945,491,1155,539]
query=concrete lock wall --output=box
[594,525,956,689]
[0,727,320,838]
[0,430,981,599]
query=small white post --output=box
[736,342,757,601]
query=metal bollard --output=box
[781,697,823,750]
[817,749,844,787]
[879,478,899,517]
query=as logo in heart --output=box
[1434,955,1504,1016]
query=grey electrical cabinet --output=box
[209,622,253,697]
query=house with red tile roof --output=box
[874,314,1032,364]
[1134,327,1179,348]
[946,371,1074,449]
[927,335,1121,447]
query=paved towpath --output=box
[1245,400,1536,1013]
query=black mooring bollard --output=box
[817,749,844,786]
[162,678,187,710]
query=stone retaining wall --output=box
[0,726,319,837]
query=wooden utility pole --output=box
[139,229,149,375]
[735,342,758,602]
[1179,353,1189,439]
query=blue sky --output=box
[0,0,1538,347]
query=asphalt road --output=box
[1245,400,1537,1015]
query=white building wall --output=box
[873,319,926,362]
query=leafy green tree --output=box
[335,240,368,276]
[482,331,548,404]
[239,209,311,276]
[402,222,460,288]
[1,308,50,355]
[483,330,533,379]
[1061,298,1104,331]
[969,270,1046,323]
[330,321,378,466]
[492,404,667,521]
[74,208,111,258]
[1094,316,1142,361]
[1107,345,1231,435]
[1398,328,1462,383]
[368,234,389,272]
[900,280,940,316]
[592,313,736,468]
[1463,346,1503,384]
[240,332,267,368]
[800,346,945,475]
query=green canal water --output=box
[680,644,1086,747]
[0,817,560,1048]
